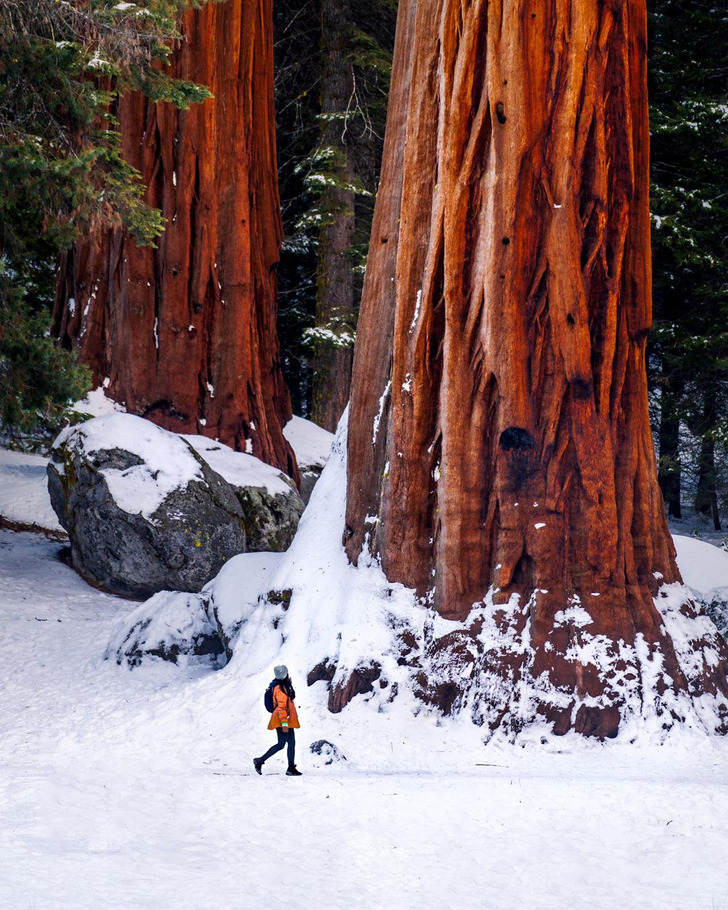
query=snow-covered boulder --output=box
[48,414,248,598]
[283,416,333,504]
[48,414,301,599]
[105,590,225,668]
[108,551,284,667]
[183,436,303,552]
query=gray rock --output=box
[299,466,324,505]
[48,415,248,599]
[182,436,305,552]
[703,587,728,637]
[309,740,347,764]
[231,482,303,551]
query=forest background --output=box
[0,0,726,532]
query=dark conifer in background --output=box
[649,0,728,529]
[274,0,396,425]
[0,0,211,436]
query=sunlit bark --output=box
[54,0,297,477]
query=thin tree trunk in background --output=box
[658,370,682,518]
[345,0,728,737]
[695,393,721,530]
[53,0,297,480]
[311,0,355,432]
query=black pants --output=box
[260,728,295,768]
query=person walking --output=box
[254,665,302,776]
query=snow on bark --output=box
[53,0,297,480]
[343,0,728,737]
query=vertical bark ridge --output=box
[53,0,296,478]
[345,0,728,737]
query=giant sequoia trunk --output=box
[53,0,297,478]
[345,0,728,736]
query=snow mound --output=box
[673,534,728,593]
[109,551,285,667]
[72,385,126,418]
[106,590,224,668]
[283,415,333,470]
[673,535,728,643]
[206,551,284,655]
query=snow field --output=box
[1,530,728,909]
[2,410,728,908]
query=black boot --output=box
[253,758,263,775]
[286,766,302,776]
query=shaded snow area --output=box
[283,414,333,470]
[0,448,64,533]
[2,530,728,908]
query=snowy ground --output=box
[0,448,65,534]
[1,528,728,909]
[2,421,728,909]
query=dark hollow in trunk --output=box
[344,0,728,738]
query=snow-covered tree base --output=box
[408,584,728,739]
[111,414,728,741]
[218,415,728,741]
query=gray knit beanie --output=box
[274,664,289,680]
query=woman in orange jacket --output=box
[254,665,302,776]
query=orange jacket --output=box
[268,683,300,730]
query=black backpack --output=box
[264,680,278,713]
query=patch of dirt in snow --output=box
[1,530,728,909]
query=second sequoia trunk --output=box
[345,0,728,736]
[53,0,297,478]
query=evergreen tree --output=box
[649,0,728,528]
[273,0,396,420]
[0,0,212,435]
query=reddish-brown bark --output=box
[345,0,728,736]
[53,0,297,479]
